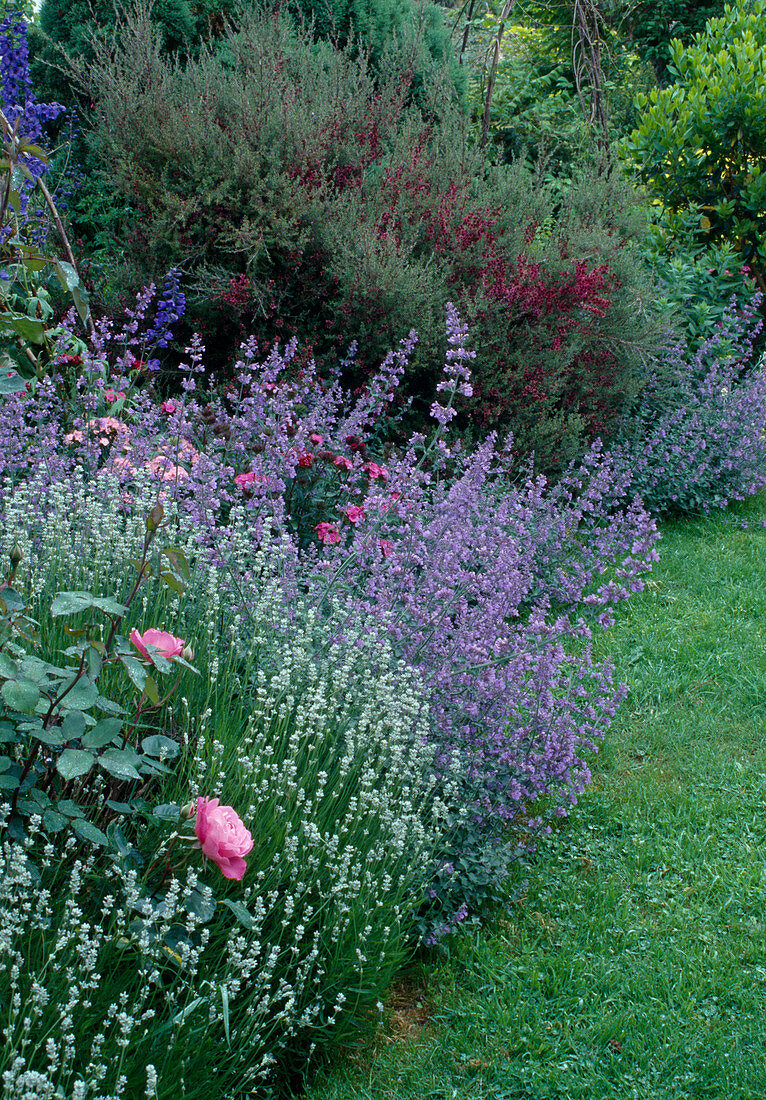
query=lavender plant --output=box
[0,301,663,941]
[0,484,445,1095]
[0,303,660,937]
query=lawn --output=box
[308,493,766,1100]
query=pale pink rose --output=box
[363,461,389,481]
[109,454,136,475]
[147,456,189,481]
[194,797,253,881]
[130,628,185,663]
[176,439,199,462]
[341,504,365,524]
[315,522,341,545]
[333,455,354,471]
[64,430,84,444]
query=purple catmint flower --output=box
[612,293,766,515]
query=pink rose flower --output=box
[363,461,389,481]
[333,455,353,471]
[161,399,178,415]
[194,797,253,881]
[379,539,394,558]
[309,432,324,445]
[341,504,365,524]
[130,628,185,663]
[234,470,263,489]
[104,389,127,403]
[315,521,341,545]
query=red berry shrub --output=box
[72,3,667,473]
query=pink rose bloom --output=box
[64,429,84,444]
[194,797,253,881]
[315,522,341,545]
[130,628,185,662]
[363,461,389,481]
[341,504,365,524]
[333,455,353,471]
[161,399,178,415]
[234,470,263,489]
[309,432,324,445]
[104,389,127,403]
[379,539,394,558]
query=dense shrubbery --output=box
[640,207,760,352]
[607,0,725,85]
[54,2,666,473]
[622,0,766,301]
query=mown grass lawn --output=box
[308,493,766,1100]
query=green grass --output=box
[307,493,766,1100]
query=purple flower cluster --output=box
[0,12,64,189]
[0,303,661,936]
[144,268,186,355]
[613,294,766,515]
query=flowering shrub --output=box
[613,295,766,515]
[68,4,664,471]
[638,204,762,354]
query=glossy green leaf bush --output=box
[622,0,766,296]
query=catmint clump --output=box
[613,294,766,515]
